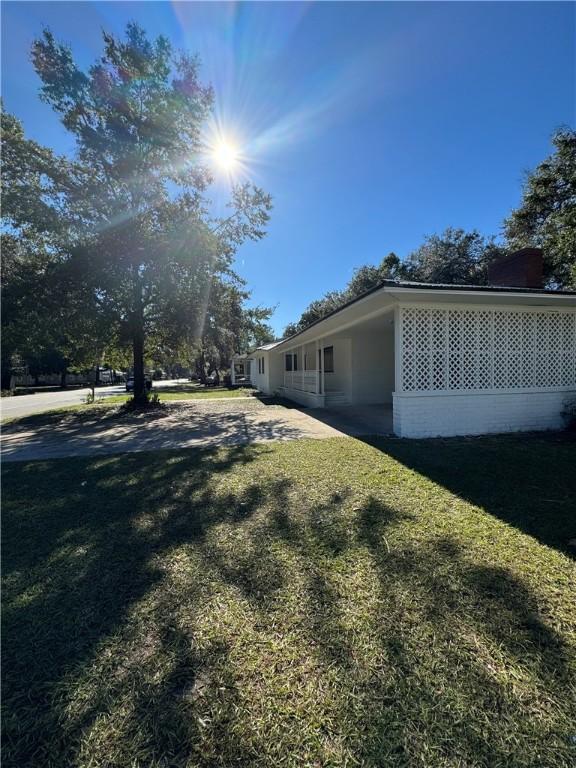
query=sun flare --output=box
[212,140,239,171]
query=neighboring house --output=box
[231,250,576,438]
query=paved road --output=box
[0,379,189,421]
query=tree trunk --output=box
[132,280,147,405]
[196,354,207,385]
[60,368,67,388]
[133,326,146,404]
[1,358,12,391]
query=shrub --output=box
[561,397,576,431]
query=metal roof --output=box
[256,340,284,351]
[387,279,576,296]
[277,278,576,346]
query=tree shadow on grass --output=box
[209,484,575,766]
[2,446,574,767]
[362,432,576,558]
[331,497,574,766]
[1,443,281,766]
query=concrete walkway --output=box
[0,400,344,462]
[1,399,394,463]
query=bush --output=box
[120,391,165,412]
[561,397,576,431]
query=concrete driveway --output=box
[1,399,394,463]
[1,400,332,462]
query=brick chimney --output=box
[488,248,543,289]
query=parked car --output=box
[126,377,152,392]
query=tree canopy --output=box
[282,232,504,337]
[402,229,506,285]
[282,128,575,338]
[2,24,273,398]
[283,253,403,337]
[504,127,576,288]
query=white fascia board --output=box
[388,287,576,307]
[274,290,396,353]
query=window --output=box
[261,356,265,374]
[285,354,292,372]
[324,346,334,373]
[293,353,298,371]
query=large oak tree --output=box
[504,128,576,288]
[29,23,271,403]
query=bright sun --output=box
[212,140,239,171]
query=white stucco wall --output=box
[249,349,284,395]
[349,323,394,404]
[393,390,574,438]
[268,351,284,394]
[322,337,351,394]
[250,354,267,392]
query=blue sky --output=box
[2,1,575,335]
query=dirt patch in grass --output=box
[2,435,575,767]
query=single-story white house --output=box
[231,250,576,438]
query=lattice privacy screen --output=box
[400,307,576,392]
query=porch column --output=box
[394,304,402,394]
[231,359,236,386]
[315,340,320,393]
[321,339,325,395]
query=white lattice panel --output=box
[401,306,576,393]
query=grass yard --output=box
[103,384,255,404]
[2,434,575,768]
[1,387,257,427]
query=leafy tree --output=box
[1,109,116,388]
[30,23,271,404]
[284,291,345,337]
[0,110,70,238]
[504,127,576,288]
[402,228,505,285]
[346,252,403,296]
[282,230,509,337]
[190,279,274,381]
[282,322,300,338]
[283,253,403,336]
[1,231,113,388]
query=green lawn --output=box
[1,387,256,426]
[2,435,575,767]
[103,384,255,403]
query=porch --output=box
[308,403,393,436]
[278,309,395,409]
[230,356,253,386]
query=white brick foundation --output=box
[393,390,574,438]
